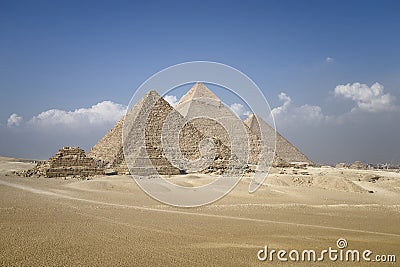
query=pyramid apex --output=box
[146,90,161,97]
[176,82,220,107]
[244,113,257,127]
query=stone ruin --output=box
[18,147,104,178]
[22,82,313,178]
[334,161,366,170]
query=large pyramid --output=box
[88,83,312,175]
[88,90,231,175]
[175,82,263,166]
[87,118,126,172]
[176,82,220,107]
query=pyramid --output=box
[176,82,220,106]
[89,90,231,175]
[87,118,125,171]
[175,82,231,146]
[176,83,312,167]
[124,90,230,175]
[88,91,176,174]
[244,114,313,166]
[88,83,312,176]
[175,82,262,166]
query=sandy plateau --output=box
[0,157,399,266]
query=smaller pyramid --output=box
[244,114,313,166]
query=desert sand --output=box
[0,157,399,266]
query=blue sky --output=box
[1,0,400,164]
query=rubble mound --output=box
[350,161,366,170]
[18,147,104,178]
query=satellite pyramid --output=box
[19,146,104,178]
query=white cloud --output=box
[29,101,126,128]
[164,95,178,107]
[271,92,292,116]
[271,92,325,124]
[271,82,399,128]
[326,57,334,63]
[7,113,23,127]
[229,103,252,119]
[293,104,324,121]
[334,82,397,112]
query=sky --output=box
[1,0,399,164]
